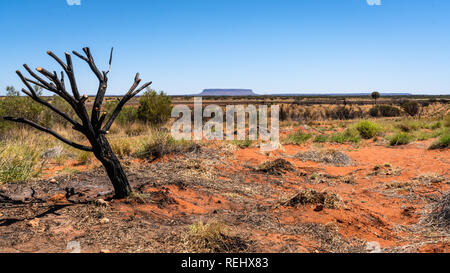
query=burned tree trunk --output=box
[92,134,132,198]
[3,47,151,198]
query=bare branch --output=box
[73,47,103,81]
[64,52,81,100]
[106,47,114,75]
[16,71,83,130]
[3,117,93,152]
[34,67,77,107]
[47,51,68,73]
[23,64,56,91]
[72,47,109,127]
[102,74,152,131]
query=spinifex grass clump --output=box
[314,134,328,143]
[137,130,201,161]
[283,130,312,145]
[282,188,342,209]
[355,120,382,139]
[329,128,360,144]
[0,143,42,183]
[231,139,252,148]
[185,220,248,253]
[295,149,353,167]
[426,192,450,231]
[429,133,450,149]
[257,158,294,175]
[389,132,414,146]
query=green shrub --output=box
[137,89,172,125]
[389,132,414,146]
[0,88,45,133]
[431,121,442,130]
[41,96,78,127]
[329,128,360,143]
[314,134,328,143]
[232,139,252,148]
[355,120,382,139]
[283,131,312,145]
[429,133,450,149]
[0,143,42,183]
[104,101,139,126]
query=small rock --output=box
[100,217,110,224]
[95,199,109,206]
[27,218,40,228]
[0,186,7,192]
[100,249,110,253]
[49,179,57,184]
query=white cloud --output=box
[67,0,81,6]
[367,0,381,6]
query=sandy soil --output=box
[0,135,448,253]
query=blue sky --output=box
[1,0,449,95]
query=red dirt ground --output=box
[0,130,448,253]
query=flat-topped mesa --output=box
[199,89,258,96]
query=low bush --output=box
[355,120,382,139]
[314,134,328,143]
[185,219,248,253]
[257,158,294,175]
[0,143,42,183]
[429,133,450,149]
[104,101,139,126]
[389,132,414,146]
[137,89,172,125]
[329,128,361,143]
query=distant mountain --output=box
[269,93,413,97]
[199,89,258,96]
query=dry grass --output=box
[256,158,294,175]
[281,188,343,209]
[136,130,201,161]
[184,219,249,253]
[295,149,353,166]
[385,181,415,191]
[426,192,450,232]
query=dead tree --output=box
[3,47,152,198]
